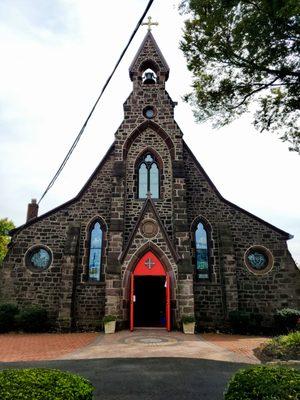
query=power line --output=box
[38,0,155,204]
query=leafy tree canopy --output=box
[180,0,300,152]
[0,218,15,263]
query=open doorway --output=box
[134,276,166,327]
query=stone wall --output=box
[184,143,300,326]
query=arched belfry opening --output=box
[129,31,169,85]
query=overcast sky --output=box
[0,0,299,263]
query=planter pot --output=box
[183,322,195,334]
[104,320,116,334]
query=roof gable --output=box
[129,31,169,81]
[120,197,180,263]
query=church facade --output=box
[1,32,299,331]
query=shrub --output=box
[274,308,300,333]
[254,331,300,362]
[181,315,195,324]
[103,315,117,323]
[224,365,300,400]
[228,310,262,334]
[0,368,94,400]
[15,306,49,332]
[0,303,19,333]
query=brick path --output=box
[202,333,268,362]
[0,331,268,363]
[0,333,98,362]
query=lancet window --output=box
[138,153,159,199]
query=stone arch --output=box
[138,59,160,76]
[122,241,176,302]
[123,120,175,160]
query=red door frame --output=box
[130,251,171,332]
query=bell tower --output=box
[129,30,170,90]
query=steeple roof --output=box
[129,31,169,81]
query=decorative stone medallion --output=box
[244,245,274,275]
[141,219,159,238]
[122,335,179,346]
[25,245,52,271]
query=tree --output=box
[0,218,15,263]
[180,0,300,153]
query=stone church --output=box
[1,31,299,331]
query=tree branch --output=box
[228,78,279,109]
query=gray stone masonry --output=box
[1,31,299,331]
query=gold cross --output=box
[142,16,159,31]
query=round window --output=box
[25,246,52,271]
[143,106,155,119]
[244,246,273,275]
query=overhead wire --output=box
[38,0,155,204]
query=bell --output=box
[143,71,156,84]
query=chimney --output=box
[26,199,39,222]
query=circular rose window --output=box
[143,106,156,119]
[244,246,273,275]
[25,246,52,271]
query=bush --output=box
[0,303,19,333]
[103,315,117,323]
[254,331,300,362]
[16,306,49,332]
[181,315,195,324]
[224,365,300,400]
[0,368,94,400]
[274,308,300,333]
[228,310,262,334]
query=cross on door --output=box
[144,258,155,270]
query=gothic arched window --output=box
[138,153,159,199]
[194,221,210,280]
[88,221,103,281]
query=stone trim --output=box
[119,197,181,263]
[123,120,175,160]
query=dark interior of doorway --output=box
[134,276,166,327]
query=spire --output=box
[129,31,169,83]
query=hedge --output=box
[0,303,19,333]
[15,306,49,332]
[0,368,94,400]
[224,365,300,400]
[274,308,300,333]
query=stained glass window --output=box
[26,246,52,270]
[138,153,159,199]
[195,222,209,280]
[247,250,268,270]
[88,222,103,281]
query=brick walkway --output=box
[0,333,98,362]
[202,333,268,362]
[0,331,268,363]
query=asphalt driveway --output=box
[0,357,250,400]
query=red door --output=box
[130,251,171,331]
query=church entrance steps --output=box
[59,330,261,364]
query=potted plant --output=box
[103,315,117,334]
[182,315,196,334]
